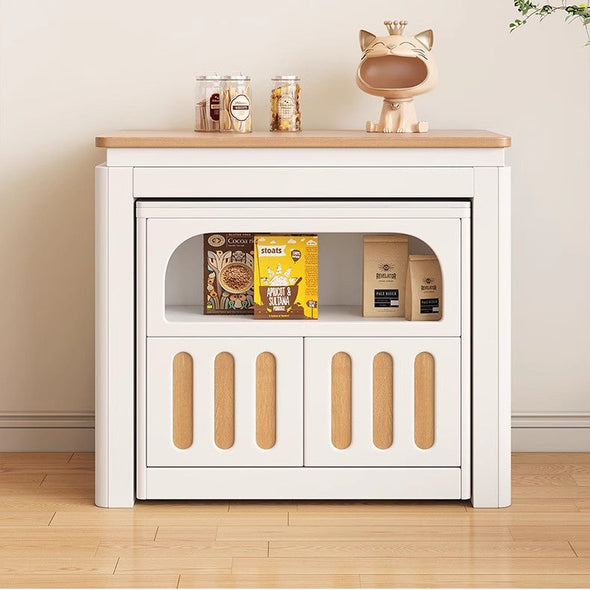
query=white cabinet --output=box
[146,338,303,467]
[304,338,461,467]
[95,131,511,508]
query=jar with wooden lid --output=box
[194,75,222,132]
[220,75,252,133]
[270,75,301,132]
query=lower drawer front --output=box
[304,338,462,467]
[146,338,303,467]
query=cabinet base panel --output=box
[140,467,463,500]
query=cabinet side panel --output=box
[498,167,512,507]
[95,165,135,508]
[471,168,500,507]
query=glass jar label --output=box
[278,95,295,120]
[230,94,251,121]
[209,93,220,121]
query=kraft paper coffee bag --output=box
[405,254,442,321]
[363,235,409,318]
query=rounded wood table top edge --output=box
[95,130,511,149]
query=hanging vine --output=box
[511,1,590,44]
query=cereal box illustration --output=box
[254,235,318,320]
[204,233,254,315]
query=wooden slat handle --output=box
[172,352,193,450]
[415,352,435,450]
[256,352,277,450]
[214,352,235,450]
[373,352,393,450]
[331,352,352,450]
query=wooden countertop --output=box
[96,130,511,149]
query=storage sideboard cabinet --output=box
[95,130,511,508]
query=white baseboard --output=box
[0,412,587,453]
[0,413,94,452]
[512,413,590,452]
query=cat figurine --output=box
[356,20,438,133]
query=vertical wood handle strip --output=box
[373,352,393,449]
[214,352,235,450]
[331,352,352,450]
[172,352,193,450]
[415,352,435,449]
[256,352,277,450]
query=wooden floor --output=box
[1,454,590,588]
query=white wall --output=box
[1,0,589,450]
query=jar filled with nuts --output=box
[220,75,252,133]
[270,75,301,132]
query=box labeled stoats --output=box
[363,235,409,318]
[254,235,318,319]
[204,233,254,314]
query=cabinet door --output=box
[304,338,461,467]
[146,338,303,467]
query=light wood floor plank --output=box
[268,540,575,558]
[512,486,590,499]
[576,500,590,512]
[0,511,54,526]
[510,526,590,542]
[360,574,590,588]
[572,472,590,486]
[466,498,580,513]
[215,525,514,541]
[136,500,229,512]
[0,496,101,512]
[513,453,590,464]
[0,473,46,486]
[512,473,578,487]
[570,541,590,557]
[229,501,297,513]
[0,540,98,558]
[41,474,94,488]
[0,526,159,542]
[0,558,118,575]
[288,512,590,527]
[178,573,361,588]
[51,511,287,527]
[0,452,72,467]
[115,556,231,574]
[0,574,178,588]
[512,463,590,475]
[231,556,590,575]
[295,501,468,513]
[96,540,268,558]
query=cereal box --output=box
[254,235,318,320]
[204,233,254,314]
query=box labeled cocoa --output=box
[204,233,254,314]
[254,235,318,320]
[363,235,409,318]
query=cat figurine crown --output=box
[356,20,438,133]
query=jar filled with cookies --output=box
[194,75,222,132]
[220,75,252,133]
[270,75,301,132]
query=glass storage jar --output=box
[220,75,252,133]
[194,75,222,132]
[270,75,301,132]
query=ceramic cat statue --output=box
[356,20,438,133]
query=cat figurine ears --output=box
[356,20,438,133]
[360,24,434,52]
